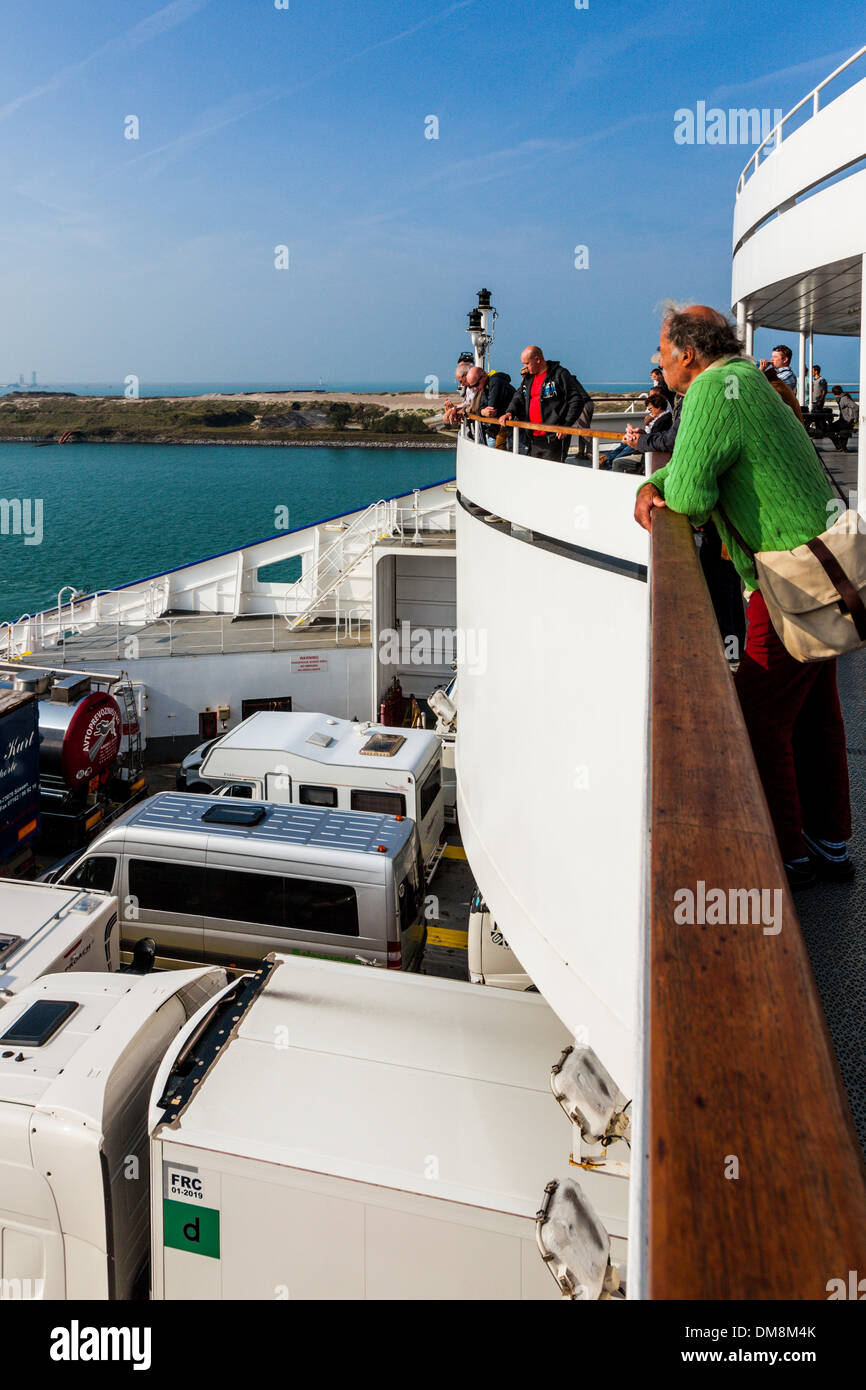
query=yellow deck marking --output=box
[442,844,467,861]
[427,927,468,950]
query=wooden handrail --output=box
[648,508,866,1298]
[463,411,631,441]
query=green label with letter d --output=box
[163,1198,220,1258]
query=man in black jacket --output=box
[500,345,590,461]
[469,365,514,446]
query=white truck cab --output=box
[0,880,119,1006]
[0,966,227,1299]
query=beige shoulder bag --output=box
[719,508,866,662]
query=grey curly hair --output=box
[661,302,743,362]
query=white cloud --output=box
[0,0,211,123]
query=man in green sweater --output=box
[635,305,853,889]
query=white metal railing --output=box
[736,45,866,194]
[460,411,647,471]
[0,610,374,663]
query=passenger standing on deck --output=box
[758,344,797,393]
[499,346,589,462]
[445,365,513,446]
[634,305,853,889]
[651,366,676,411]
[830,385,858,451]
[443,357,475,426]
[811,365,829,412]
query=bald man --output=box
[500,345,591,462]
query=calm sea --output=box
[0,442,453,624]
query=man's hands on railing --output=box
[498,411,565,440]
[634,482,666,531]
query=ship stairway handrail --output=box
[643,506,866,1298]
[283,499,391,629]
[283,491,456,631]
[736,44,866,194]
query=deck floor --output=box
[26,614,371,663]
[798,644,866,1154]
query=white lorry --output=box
[149,954,628,1299]
[0,966,227,1298]
[194,711,445,864]
[0,880,119,1005]
[0,954,629,1300]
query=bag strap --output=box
[806,536,866,640]
[720,506,866,640]
[716,508,755,562]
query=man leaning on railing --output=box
[499,345,590,463]
[634,304,854,891]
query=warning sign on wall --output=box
[291,655,329,674]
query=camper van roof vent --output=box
[306,730,334,748]
[360,733,406,758]
[0,999,79,1048]
[201,804,267,827]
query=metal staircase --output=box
[112,675,143,783]
[283,500,391,630]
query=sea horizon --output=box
[0,377,658,398]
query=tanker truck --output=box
[0,689,41,875]
[0,664,146,851]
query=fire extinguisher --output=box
[379,677,403,726]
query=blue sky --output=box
[0,0,862,388]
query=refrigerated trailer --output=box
[149,953,596,1300]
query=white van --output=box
[194,712,445,864]
[467,887,534,991]
[56,792,426,972]
[0,966,227,1298]
[0,880,119,1004]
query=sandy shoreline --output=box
[0,433,454,449]
[155,389,441,410]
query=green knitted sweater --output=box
[644,357,833,589]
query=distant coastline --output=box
[0,388,449,447]
[0,386,641,447]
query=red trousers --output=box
[735,591,852,861]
